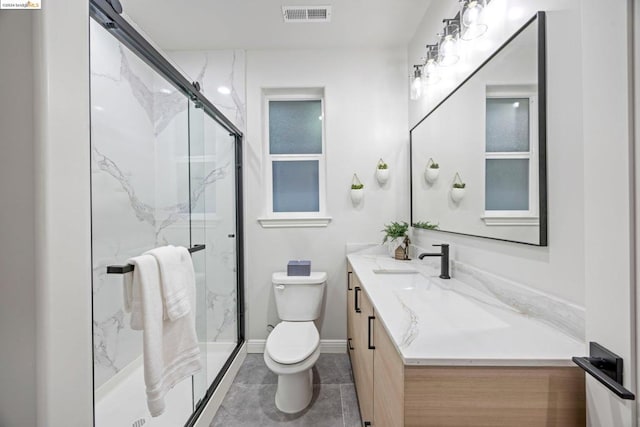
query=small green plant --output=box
[453,182,466,189]
[382,221,409,243]
[429,162,439,169]
[413,221,439,230]
[351,183,364,190]
[377,162,388,170]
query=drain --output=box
[132,418,146,427]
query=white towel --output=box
[147,245,194,321]
[124,254,202,417]
[123,268,143,330]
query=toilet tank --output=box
[272,272,327,321]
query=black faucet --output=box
[418,244,450,279]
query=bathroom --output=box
[0,0,637,426]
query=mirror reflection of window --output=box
[484,87,539,224]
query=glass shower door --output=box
[188,101,239,401]
[188,100,209,406]
[203,111,239,386]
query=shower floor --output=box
[95,341,237,427]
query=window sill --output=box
[481,216,539,226]
[257,216,332,228]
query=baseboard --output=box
[194,342,247,427]
[247,339,346,354]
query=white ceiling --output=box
[120,0,433,50]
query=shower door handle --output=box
[354,287,361,313]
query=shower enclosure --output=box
[89,1,244,425]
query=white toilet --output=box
[264,271,327,413]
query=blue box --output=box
[287,260,311,276]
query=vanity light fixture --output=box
[423,44,441,85]
[460,0,489,40]
[437,18,460,66]
[410,65,423,100]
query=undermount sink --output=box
[372,268,418,274]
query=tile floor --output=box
[211,353,362,427]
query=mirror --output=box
[410,12,547,246]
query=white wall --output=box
[0,11,37,427]
[581,1,636,424]
[245,48,409,341]
[408,0,585,307]
[34,1,94,425]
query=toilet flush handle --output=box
[275,285,285,290]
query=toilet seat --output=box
[266,321,319,365]
[264,345,321,376]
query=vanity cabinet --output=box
[348,264,403,426]
[347,269,374,424]
[346,262,585,427]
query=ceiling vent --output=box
[282,5,332,23]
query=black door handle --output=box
[368,316,376,350]
[347,271,353,291]
[347,338,354,351]
[573,342,635,400]
[354,286,361,313]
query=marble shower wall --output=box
[167,49,247,345]
[168,50,246,132]
[90,20,246,390]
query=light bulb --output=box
[462,1,481,26]
[439,35,459,66]
[410,75,423,100]
[423,59,440,85]
[425,59,437,76]
[460,0,488,40]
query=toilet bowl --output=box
[264,272,327,413]
[264,321,321,413]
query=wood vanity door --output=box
[346,270,355,359]
[354,286,375,425]
[373,319,404,427]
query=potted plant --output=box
[350,174,364,204]
[382,221,410,260]
[425,158,440,183]
[413,221,439,230]
[451,180,466,203]
[376,158,389,185]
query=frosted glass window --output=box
[486,98,529,152]
[485,159,529,210]
[273,161,319,212]
[269,100,322,154]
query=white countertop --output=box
[347,251,585,367]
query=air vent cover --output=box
[282,5,332,23]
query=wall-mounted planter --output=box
[425,167,439,183]
[376,158,389,185]
[451,187,466,203]
[451,172,466,203]
[376,168,390,185]
[351,173,364,205]
[424,158,439,183]
[351,188,364,204]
